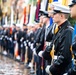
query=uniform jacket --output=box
[72,35,76,59]
[35,25,45,54]
[46,20,73,75]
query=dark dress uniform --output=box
[46,20,73,75]
[16,30,23,56]
[21,29,27,62]
[33,24,45,75]
[46,24,54,42]
[7,28,13,55]
[66,34,76,75]
[0,28,4,50]
[12,28,17,41]
[67,0,76,75]
[3,28,9,53]
[33,28,43,75]
[11,28,17,56]
[42,24,55,63]
[27,31,34,63]
[35,24,45,54]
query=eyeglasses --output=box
[53,12,58,15]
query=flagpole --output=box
[28,0,37,26]
[35,0,41,22]
[11,6,13,25]
[5,7,8,25]
[41,0,47,11]
[5,15,7,25]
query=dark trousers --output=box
[36,56,42,75]
[27,46,33,63]
[42,59,49,75]
[21,45,26,61]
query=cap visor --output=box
[69,3,75,7]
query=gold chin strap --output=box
[54,25,59,34]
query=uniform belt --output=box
[45,41,51,46]
[53,55,57,60]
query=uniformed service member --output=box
[34,10,50,75]
[45,3,73,75]
[69,0,76,19]
[38,2,61,62]
[65,0,76,75]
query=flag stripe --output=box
[62,0,69,6]
[35,0,41,22]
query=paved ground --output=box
[0,54,33,75]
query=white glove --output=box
[21,44,23,48]
[33,49,37,55]
[0,37,2,40]
[16,55,21,60]
[20,37,24,42]
[5,36,7,38]
[13,41,17,44]
[45,65,51,74]
[9,38,12,42]
[2,35,4,38]
[31,43,33,50]
[32,48,36,52]
[28,42,31,46]
[24,41,27,46]
[28,62,33,68]
[38,51,44,57]
[7,37,9,40]
[26,40,28,42]
[63,73,68,75]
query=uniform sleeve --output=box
[58,30,72,61]
[72,35,76,50]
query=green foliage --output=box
[32,0,37,6]
[68,16,76,27]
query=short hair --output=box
[59,13,69,19]
[13,23,16,26]
[64,13,70,19]
[23,24,27,26]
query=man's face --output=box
[39,16,44,23]
[23,26,27,30]
[39,15,47,24]
[42,16,48,24]
[53,13,61,24]
[48,6,54,18]
[16,27,20,31]
[48,11,54,18]
[70,4,76,19]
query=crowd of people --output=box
[0,0,76,75]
